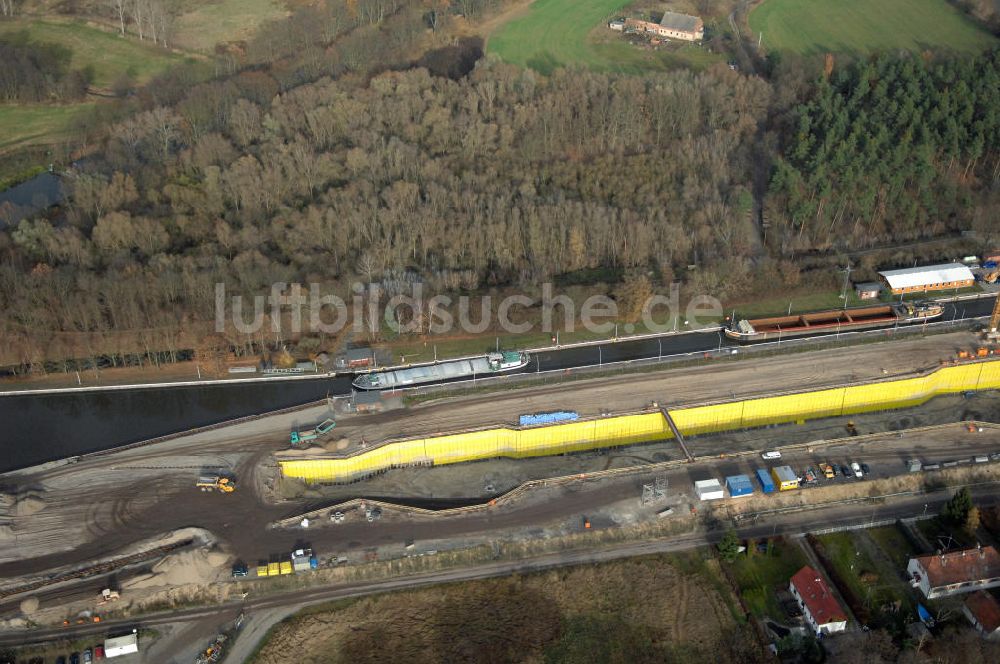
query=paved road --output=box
[5,483,998,658]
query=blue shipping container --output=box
[519,411,579,426]
[726,474,754,497]
[755,468,776,494]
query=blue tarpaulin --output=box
[519,411,579,426]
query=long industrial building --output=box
[878,263,975,294]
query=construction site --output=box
[3,298,1000,661]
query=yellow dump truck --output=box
[196,476,236,493]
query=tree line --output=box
[1,0,998,373]
[102,0,175,48]
[0,31,92,102]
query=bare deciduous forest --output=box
[1,0,999,373]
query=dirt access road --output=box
[0,333,986,606]
[6,482,1000,662]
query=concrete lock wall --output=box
[280,361,1000,483]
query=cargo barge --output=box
[352,350,529,390]
[725,301,943,342]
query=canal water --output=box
[0,332,720,473]
[0,172,64,227]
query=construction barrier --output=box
[280,361,1000,483]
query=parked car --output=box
[841,464,852,478]
[83,648,93,664]
[94,645,105,659]
[55,657,66,664]
[70,653,80,664]
[860,463,870,475]
[761,450,782,460]
[851,462,863,478]
[231,563,249,578]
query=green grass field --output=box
[0,19,189,89]
[749,0,998,55]
[727,539,809,618]
[0,103,96,150]
[489,0,722,74]
[173,0,287,52]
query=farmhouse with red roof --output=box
[789,565,849,636]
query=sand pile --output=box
[19,597,39,615]
[124,548,229,589]
[13,495,46,517]
[292,446,327,455]
[323,437,351,452]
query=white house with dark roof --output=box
[907,545,1000,599]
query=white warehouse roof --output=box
[878,263,973,290]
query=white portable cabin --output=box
[694,479,724,501]
[104,632,139,658]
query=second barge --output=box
[725,301,943,342]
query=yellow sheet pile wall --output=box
[281,361,1000,483]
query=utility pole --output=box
[840,262,853,309]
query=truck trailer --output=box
[290,418,337,446]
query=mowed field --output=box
[0,19,189,89]
[488,0,722,74]
[749,0,998,55]
[0,104,95,151]
[172,0,288,52]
